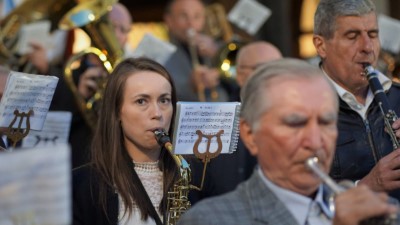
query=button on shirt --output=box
[258,168,332,225]
[322,68,392,120]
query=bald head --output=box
[236,41,282,87]
[109,3,132,46]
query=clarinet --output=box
[364,64,400,149]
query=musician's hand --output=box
[27,41,49,74]
[78,67,107,99]
[391,118,400,138]
[191,66,220,91]
[194,33,219,58]
[333,185,397,225]
[359,148,400,191]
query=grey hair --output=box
[240,58,337,130]
[314,0,376,39]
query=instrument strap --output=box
[131,168,164,225]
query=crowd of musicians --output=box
[1,0,400,224]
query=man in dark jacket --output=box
[313,0,400,199]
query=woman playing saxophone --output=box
[72,57,180,225]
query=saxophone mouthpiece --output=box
[154,129,171,147]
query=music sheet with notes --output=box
[0,71,58,130]
[21,111,72,148]
[172,101,241,155]
[0,143,71,224]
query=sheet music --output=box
[378,14,400,54]
[130,33,177,65]
[17,20,52,55]
[0,71,59,130]
[172,102,241,155]
[0,143,71,225]
[21,111,72,148]
[228,0,272,35]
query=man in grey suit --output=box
[178,58,398,225]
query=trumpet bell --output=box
[217,40,246,81]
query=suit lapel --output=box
[246,171,298,225]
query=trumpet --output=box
[306,157,399,225]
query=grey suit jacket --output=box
[178,169,299,225]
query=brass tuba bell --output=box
[60,0,123,130]
[0,0,76,73]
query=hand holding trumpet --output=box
[306,157,399,225]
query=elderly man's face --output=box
[314,12,380,93]
[241,76,338,196]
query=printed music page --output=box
[228,0,272,35]
[21,111,72,148]
[130,33,177,65]
[0,71,59,130]
[172,101,241,155]
[17,20,52,55]
[0,143,71,225]
[378,14,400,54]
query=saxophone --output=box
[154,129,200,225]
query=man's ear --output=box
[313,35,327,59]
[239,119,258,156]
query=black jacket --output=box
[330,82,400,199]
[73,165,118,225]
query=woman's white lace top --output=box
[118,161,163,225]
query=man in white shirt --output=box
[313,0,400,200]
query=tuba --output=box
[61,0,124,130]
[0,0,76,73]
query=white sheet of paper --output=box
[0,143,71,225]
[0,71,59,130]
[228,0,272,35]
[130,33,177,65]
[378,14,400,54]
[172,102,241,155]
[21,111,72,148]
[17,20,52,55]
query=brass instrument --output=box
[187,28,218,102]
[154,129,201,225]
[61,0,123,130]
[306,157,399,225]
[204,3,246,81]
[0,0,76,73]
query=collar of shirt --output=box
[321,67,391,119]
[257,167,331,225]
